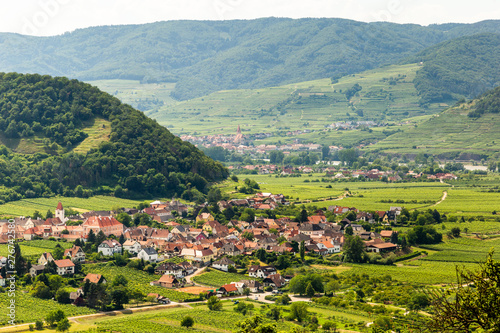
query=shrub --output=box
[181,316,194,328]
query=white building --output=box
[98,240,122,256]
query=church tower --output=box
[55,202,65,221]
[234,125,243,143]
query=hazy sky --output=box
[2,0,499,36]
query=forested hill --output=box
[0,72,228,204]
[410,33,500,104]
[0,18,499,100]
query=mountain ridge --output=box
[1,18,499,100]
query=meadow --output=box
[0,240,73,259]
[0,196,144,218]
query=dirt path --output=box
[432,190,448,207]
[184,267,206,285]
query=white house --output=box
[248,265,277,278]
[137,247,158,263]
[54,259,75,276]
[64,246,86,263]
[98,240,122,256]
[0,273,5,287]
[212,257,235,272]
[317,241,341,254]
[123,240,142,254]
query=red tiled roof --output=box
[54,259,75,268]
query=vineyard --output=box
[192,269,258,287]
[82,263,198,302]
[0,195,144,217]
[0,292,96,326]
[419,237,500,263]
[0,239,73,259]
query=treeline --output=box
[411,33,500,104]
[0,73,228,203]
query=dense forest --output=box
[0,18,499,100]
[410,33,500,104]
[0,73,228,203]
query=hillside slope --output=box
[0,73,227,204]
[409,33,500,104]
[0,18,499,100]
[369,86,500,159]
[150,63,447,137]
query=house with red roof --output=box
[54,259,75,276]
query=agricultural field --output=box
[148,64,447,137]
[0,292,96,326]
[0,196,145,218]
[192,269,258,288]
[82,263,198,302]
[433,187,500,216]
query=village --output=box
[0,190,407,307]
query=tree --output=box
[342,235,366,263]
[181,316,194,328]
[207,296,222,311]
[87,229,96,244]
[297,209,308,223]
[53,246,65,260]
[429,250,500,332]
[267,306,281,321]
[55,289,71,304]
[408,293,430,311]
[322,321,338,332]
[112,275,128,287]
[56,318,71,332]
[299,241,305,261]
[325,280,340,296]
[35,321,43,330]
[306,282,315,298]
[237,315,277,333]
[110,286,129,309]
[46,209,54,219]
[96,230,107,245]
[45,310,65,327]
[451,227,461,238]
[242,231,255,241]
[288,302,309,322]
[289,275,307,295]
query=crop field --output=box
[0,196,145,217]
[148,64,446,137]
[192,269,258,287]
[82,263,197,302]
[418,237,500,263]
[0,292,96,326]
[433,187,500,216]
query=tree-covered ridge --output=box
[410,33,500,104]
[0,18,499,100]
[0,73,228,203]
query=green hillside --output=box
[370,87,500,158]
[0,72,227,204]
[0,18,499,100]
[410,33,500,104]
[150,64,447,139]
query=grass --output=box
[0,195,144,218]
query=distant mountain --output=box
[369,85,500,159]
[0,73,227,204]
[409,33,500,104]
[0,18,499,100]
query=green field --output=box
[0,196,145,217]
[147,64,446,137]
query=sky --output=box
[1,0,499,36]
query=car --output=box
[254,296,258,300]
